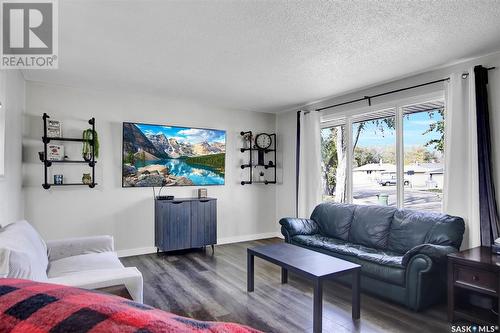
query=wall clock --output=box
[255,133,272,150]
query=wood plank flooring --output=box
[121,238,450,333]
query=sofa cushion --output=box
[348,205,396,249]
[355,255,405,286]
[310,203,356,240]
[292,234,349,253]
[292,234,403,268]
[291,236,405,286]
[0,221,48,280]
[48,252,124,278]
[424,215,465,249]
[388,210,465,253]
[388,210,441,253]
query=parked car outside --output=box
[377,175,410,186]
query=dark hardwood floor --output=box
[121,238,450,333]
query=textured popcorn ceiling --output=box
[23,0,500,112]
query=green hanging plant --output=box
[82,129,99,160]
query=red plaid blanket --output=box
[0,279,262,333]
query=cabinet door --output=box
[160,201,191,251]
[191,199,217,247]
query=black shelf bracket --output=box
[42,113,97,190]
[239,131,276,185]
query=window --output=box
[403,101,445,212]
[321,124,347,202]
[352,110,396,206]
[320,95,445,212]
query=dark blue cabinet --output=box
[155,198,217,252]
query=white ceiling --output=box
[23,0,500,113]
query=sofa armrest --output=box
[48,267,143,303]
[47,235,115,261]
[402,244,457,267]
[279,218,319,241]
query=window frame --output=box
[320,90,445,210]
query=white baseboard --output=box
[217,231,282,245]
[117,231,282,258]
[117,246,157,258]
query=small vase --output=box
[83,153,92,161]
[54,174,63,185]
[82,173,92,184]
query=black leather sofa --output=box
[280,202,465,310]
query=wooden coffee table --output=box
[247,243,361,333]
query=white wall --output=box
[275,110,297,220]
[23,82,278,255]
[0,70,25,226]
[276,51,500,249]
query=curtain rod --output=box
[315,66,496,112]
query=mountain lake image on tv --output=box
[122,122,226,187]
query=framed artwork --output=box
[122,122,226,187]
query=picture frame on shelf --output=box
[47,144,65,161]
[47,119,62,138]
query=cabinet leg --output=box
[211,244,215,254]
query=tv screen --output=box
[122,122,226,187]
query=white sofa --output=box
[0,220,143,303]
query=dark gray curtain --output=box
[475,65,500,246]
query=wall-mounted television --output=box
[122,122,226,187]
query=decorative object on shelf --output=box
[198,188,207,198]
[82,173,92,185]
[255,133,272,150]
[47,119,62,138]
[82,129,99,161]
[47,144,64,161]
[242,132,252,149]
[255,133,272,166]
[42,113,97,189]
[240,131,276,185]
[54,174,64,185]
[259,171,265,182]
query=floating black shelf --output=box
[240,163,275,169]
[239,147,275,153]
[240,180,277,185]
[43,160,96,167]
[240,131,276,185]
[42,113,97,190]
[42,183,98,189]
[42,137,92,143]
